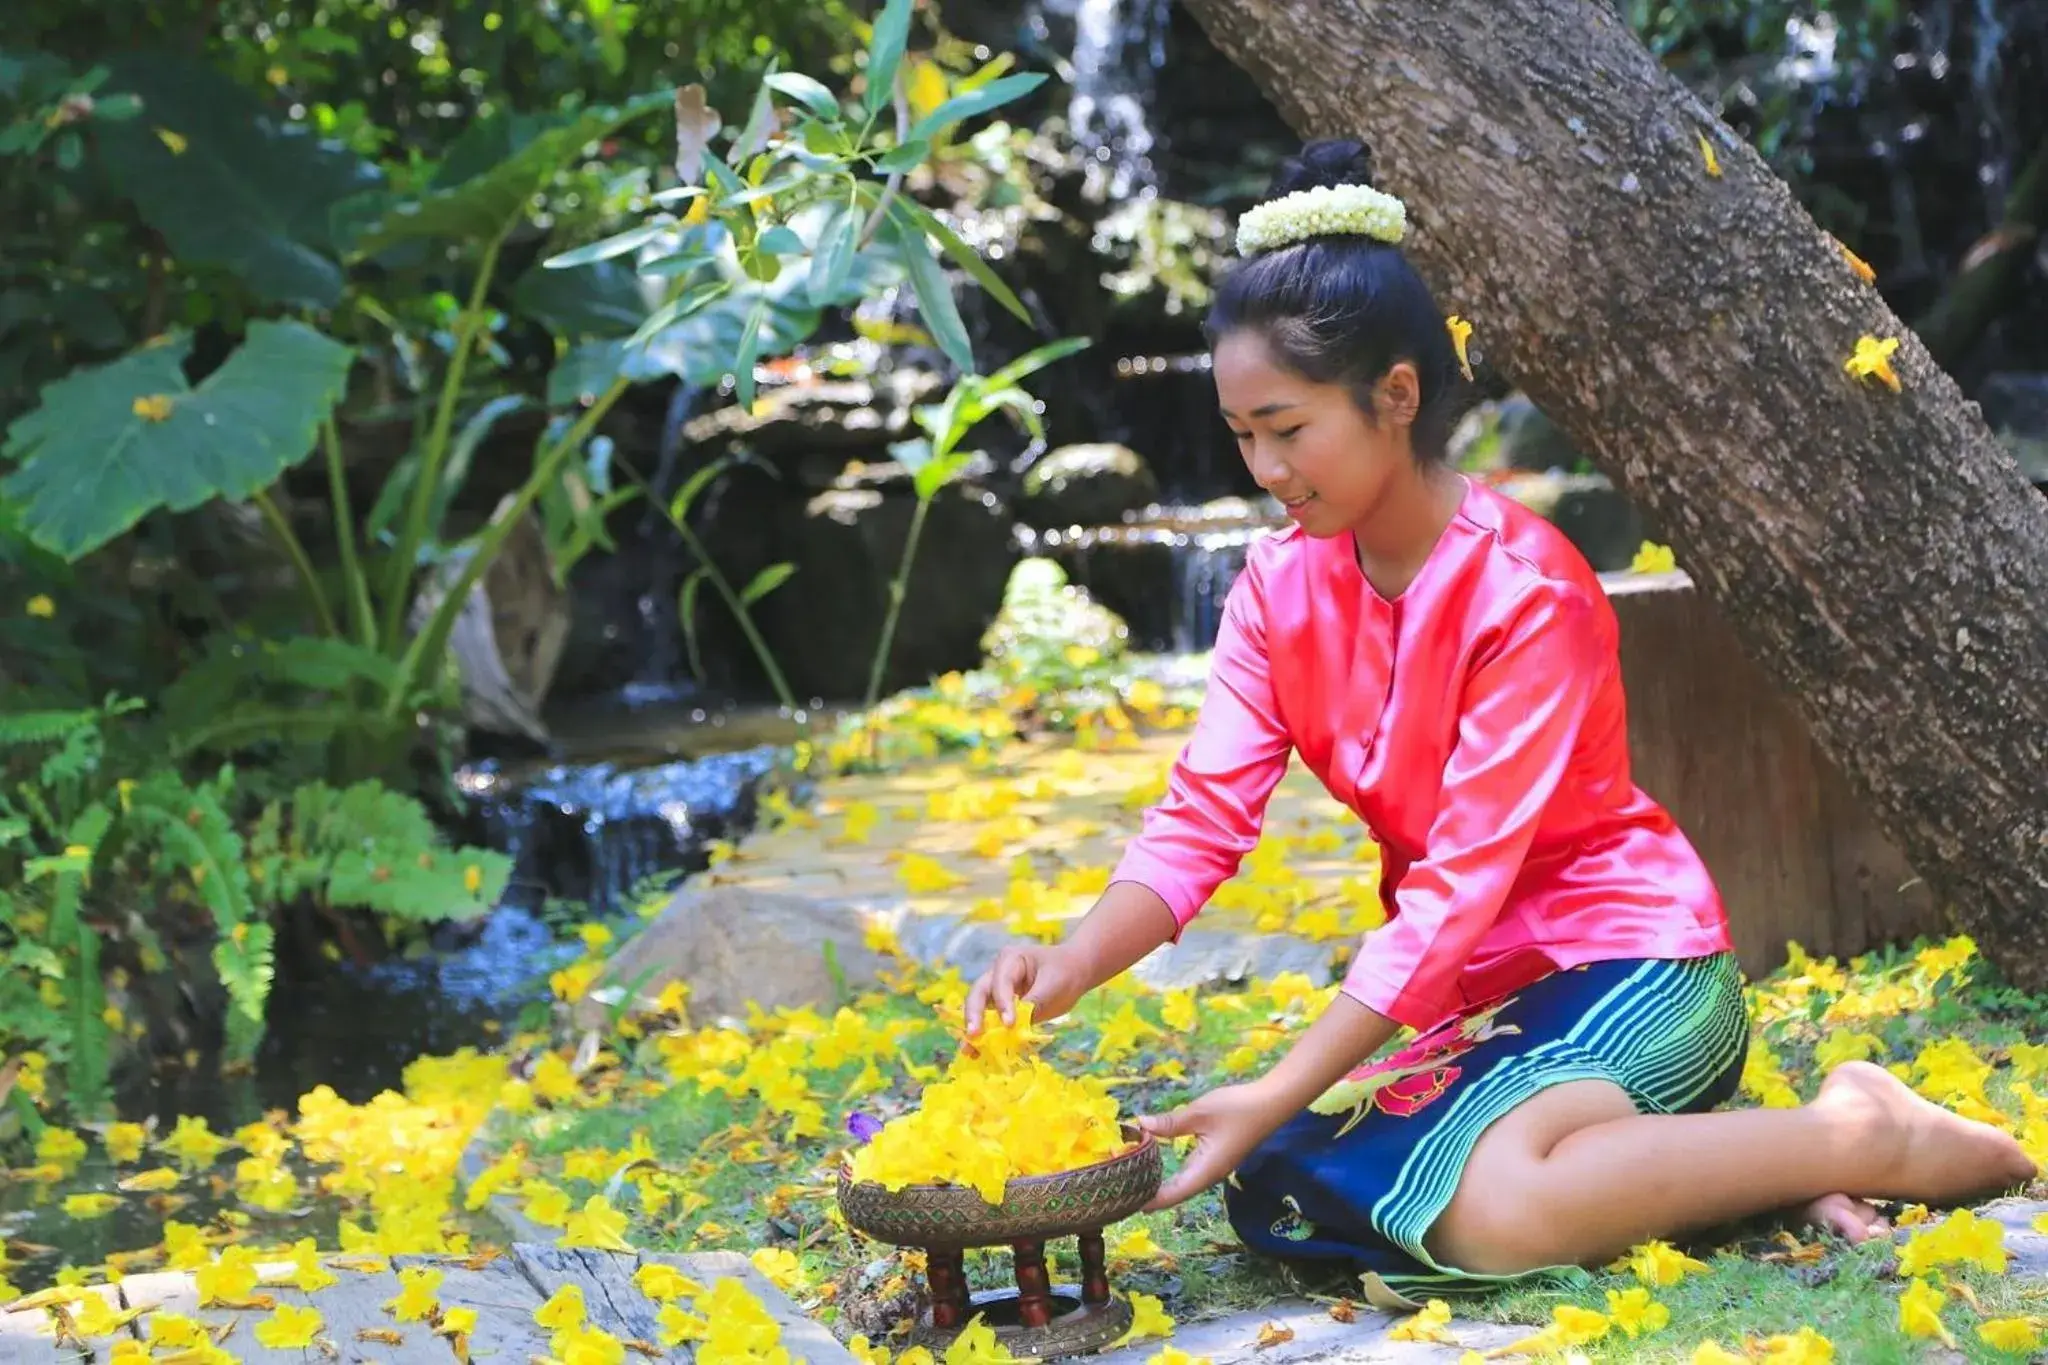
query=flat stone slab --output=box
[0,1245,852,1365]
[894,911,1341,990]
[1088,1297,1526,1365]
[1915,1197,2048,1274]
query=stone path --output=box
[713,733,1372,990]
[0,1245,852,1365]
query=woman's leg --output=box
[1426,1061,2037,1276]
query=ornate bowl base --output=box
[912,1285,1133,1360]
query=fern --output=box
[273,781,510,921]
[212,921,276,1064]
[0,709,97,748]
[155,636,417,762]
[125,771,272,1064]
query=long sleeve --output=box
[1109,561,1294,936]
[1341,581,1604,1030]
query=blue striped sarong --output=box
[1223,953,1750,1297]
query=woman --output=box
[963,138,2033,1297]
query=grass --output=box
[461,913,2048,1363]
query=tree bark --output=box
[1179,0,2048,983]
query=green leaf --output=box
[986,335,1092,390]
[678,567,710,684]
[511,259,656,339]
[732,296,771,409]
[807,199,859,306]
[344,91,669,256]
[906,73,1048,144]
[913,450,973,501]
[872,138,930,173]
[739,562,796,604]
[668,453,735,523]
[620,276,727,348]
[885,203,974,373]
[94,52,380,307]
[863,0,915,117]
[1,320,355,560]
[764,72,841,120]
[289,781,509,920]
[756,225,807,256]
[542,220,668,269]
[892,197,1030,325]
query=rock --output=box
[741,470,1022,702]
[1976,372,2048,487]
[577,884,889,1028]
[679,372,945,465]
[1491,394,1588,473]
[411,498,571,743]
[1018,443,1161,529]
[979,558,1129,679]
[1492,470,1646,573]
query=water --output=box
[459,737,789,917]
[1016,498,1281,653]
[1040,0,1173,201]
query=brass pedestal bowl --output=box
[837,1128,1163,1359]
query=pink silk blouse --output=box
[1110,477,1733,1032]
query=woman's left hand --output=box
[1135,1082,1286,1212]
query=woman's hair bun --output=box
[1266,137,1378,198]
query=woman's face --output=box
[1213,328,1421,538]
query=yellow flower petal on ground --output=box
[254,1305,325,1349]
[1979,1316,2043,1353]
[385,1266,443,1322]
[535,1285,586,1332]
[631,1263,703,1303]
[62,1192,122,1219]
[560,1195,634,1252]
[1387,1298,1455,1343]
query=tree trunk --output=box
[1179,0,2048,984]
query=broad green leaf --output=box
[95,52,381,307]
[1,321,355,559]
[863,0,915,117]
[872,138,931,173]
[764,72,840,120]
[756,225,807,256]
[626,278,733,349]
[739,562,796,605]
[550,277,827,403]
[733,59,780,161]
[892,196,1030,325]
[913,450,973,501]
[542,220,668,269]
[512,259,658,339]
[807,199,859,306]
[885,203,974,373]
[906,73,1048,144]
[344,90,669,256]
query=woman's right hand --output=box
[963,943,1089,1035]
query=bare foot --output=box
[1815,1061,2037,1205]
[1801,1191,1889,1244]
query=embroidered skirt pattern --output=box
[1224,952,1750,1294]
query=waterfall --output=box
[1040,0,1172,201]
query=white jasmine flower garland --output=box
[1235,183,1408,256]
